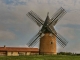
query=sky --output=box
[0,0,80,53]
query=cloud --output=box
[1,0,26,5]
[0,30,16,40]
[56,24,80,53]
[61,11,80,25]
[0,0,80,53]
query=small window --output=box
[50,42,53,44]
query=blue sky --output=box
[0,0,80,53]
[2,0,26,5]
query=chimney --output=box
[4,45,6,48]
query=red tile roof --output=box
[0,47,39,52]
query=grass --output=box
[0,55,80,60]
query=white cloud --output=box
[0,30,16,40]
[0,0,80,53]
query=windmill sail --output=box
[49,7,66,26]
[48,26,68,47]
[30,11,44,24]
[27,31,42,47]
[57,33,68,47]
[27,11,44,27]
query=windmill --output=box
[26,7,68,55]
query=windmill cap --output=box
[47,12,49,16]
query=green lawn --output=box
[0,55,80,60]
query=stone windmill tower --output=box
[27,7,68,55]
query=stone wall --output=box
[39,33,57,55]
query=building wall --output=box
[19,52,26,56]
[7,52,19,56]
[0,52,7,56]
[39,33,57,55]
[31,52,39,55]
[26,52,31,55]
[0,51,39,56]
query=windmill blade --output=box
[48,27,66,47]
[57,33,68,44]
[48,26,66,47]
[51,7,64,20]
[51,10,66,26]
[49,25,57,34]
[48,26,68,47]
[27,12,42,27]
[48,7,66,26]
[30,11,44,24]
[27,11,44,27]
[56,33,68,47]
[27,31,42,47]
[28,37,40,48]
